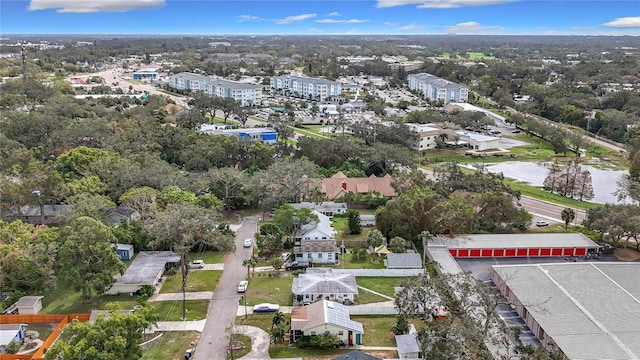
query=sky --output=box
[0,0,639,35]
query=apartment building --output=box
[408,73,468,105]
[168,72,262,106]
[271,75,341,101]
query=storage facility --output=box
[436,233,600,258]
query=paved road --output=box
[194,216,260,360]
[519,196,586,225]
[96,69,188,106]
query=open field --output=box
[243,272,294,306]
[153,300,209,321]
[160,270,222,293]
[140,331,200,360]
[41,281,140,314]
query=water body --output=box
[481,162,627,204]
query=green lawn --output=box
[25,323,56,341]
[152,300,209,321]
[236,313,287,332]
[332,216,371,242]
[337,252,386,270]
[467,52,495,60]
[140,331,200,360]
[243,272,294,306]
[355,289,389,305]
[351,315,397,347]
[41,281,139,314]
[226,334,252,360]
[159,270,222,293]
[189,251,226,264]
[356,277,405,297]
[503,179,599,210]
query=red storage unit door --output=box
[493,249,504,257]
[516,248,528,257]
[505,249,516,257]
[575,248,586,256]
[528,248,540,257]
[469,249,481,257]
[458,249,469,257]
[481,249,493,257]
[551,248,563,256]
[540,248,551,256]
[449,249,458,257]
[563,248,574,256]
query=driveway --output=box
[193,216,261,360]
[237,326,271,360]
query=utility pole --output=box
[20,43,27,81]
[181,252,187,320]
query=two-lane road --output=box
[194,216,260,359]
[519,196,586,226]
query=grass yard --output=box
[243,272,294,306]
[236,313,288,332]
[25,323,56,341]
[189,251,226,264]
[351,315,397,347]
[153,300,209,321]
[333,216,371,242]
[503,179,599,210]
[467,52,494,60]
[140,331,200,360]
[160,270,222,293]
[41,281,140,314]
[226,334,252,360]
[355,289,389,305]
[338,252,386,270]
[356,277,405,297]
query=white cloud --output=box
[328,12,340,16]
[29,0,164,12]
[377,0,512,9]
[398,24,424,31]
[383,22,397,27]
[275,13,316,25]
[444,21,504,34]
[236,15,260,23]
[316,19,369,24]
[602,17,640,28]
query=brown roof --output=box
[296,239,337,253]
[291,302,325,331]
[321,173,396,199]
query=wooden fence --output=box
[0,314,90,360]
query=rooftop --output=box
[291,299,363,333]
[455,130,500,142]
[292,268,358,295]
[0,324,25,346]
[436,233,600,250]
[386,253,423,269]
[395,333,421,354]
[112,251,180,285]
[492,262,640,360]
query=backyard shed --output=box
[106,251,180,295]
[396,333,421,359]
[386,253,423,269]
[112,243,134,260]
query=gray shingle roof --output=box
[112,251,180,285]
[395,333,420,354]
[333,350,382,360]
[386,253,423,269]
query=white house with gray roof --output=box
[291,299,364,345]
[293,211,338,264]
[168,72,262,106]
[408,73,468,105]
[292,268,358,304]
[271,75,341,101]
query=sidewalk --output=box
[148,291,213,302]
[151,319,207,332]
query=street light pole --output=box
[243,295,247,319]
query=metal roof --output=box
[438,233,600,250]
[112,251,180,285]
[291,299,364,333]
[292,268,358,295]
[386,253,423,269]
[0,324,24,346]
[395,334,421,354]
[492,262,640,360]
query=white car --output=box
[237,280,249,293]
[243,238,253,248]
[536,220,550,227]
[190,260,204,269]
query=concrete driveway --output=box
[237,326,271,360]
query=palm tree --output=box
[561,208,576,230]
[242,258,256,278]
[271,311,285,330]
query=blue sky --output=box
[1,0,639,35]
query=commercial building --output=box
[408,73,468,105]
[132,67,158,80]
[405,123,455,151]
[168,72,262,106]
[271,75,342,101]
[492,262,640,359]
[455,130,500,151]
[200,126,277,144]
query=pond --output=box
[479,161,627,204]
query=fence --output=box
[0,314,90,360]
[349,304,398,315]
[333,268,424,277]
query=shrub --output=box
[296,334,342,348]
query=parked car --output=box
[237,280,249,293]
[243,238,253,248]
[190,260,205,269]
[280,253,291,262]
[284,261,309,271]
[253,303,280,313]
[535,220,550,227]
[511,129,521,133]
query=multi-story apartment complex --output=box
[270,75,341,101]
[168,72,262,106]
[408,73,468,105]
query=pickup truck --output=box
[284,261,309,271]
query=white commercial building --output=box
[271,75,342,101]
[408,73,468,105]
[168,72,262,106]
[455,130,500,151]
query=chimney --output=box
[341,180,347,191]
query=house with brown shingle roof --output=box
[321,172,396,199]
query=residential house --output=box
[106,251,180,295]
[290,299,364,345]
[408,73,468,104]
[359,214,375,227]
[112,243,134,260]
[386,253,423,269]
[396,333,421,359]
[455,130,500,151]
[293,211,338,264]
[106,207,140,226]
[321,172,396,199]
[405,123,456,151]
[290,202,347,218]
[292,268,358,304]
[0,205,71,225]
[0,324,26,354]
[333,350,382,360]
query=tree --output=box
[367,229,384,250]
[389,236,406,253]
[346,209,362,235]
[561,208,576,230]
[207,167,248,211]
[63,193,117,224]
[351,247,367,261]
[271,311,286,330]
[271,204,319,240]
[251,158,318,213]
[270,257,284,271]
[392,315,410,335]
[243,258,257,278]
[45,304,157,360]
[58,217,125,303]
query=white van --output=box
[237,280,249,293]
